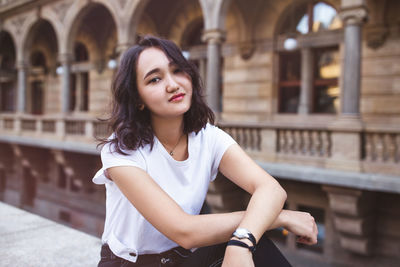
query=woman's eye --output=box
[173,68,183,74]
[149,77,160,84]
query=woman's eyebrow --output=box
[143,68,160,80]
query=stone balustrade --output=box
[0,113,109,142]
[277,129,331,157]
[221,126,262,151]
[364,132,400,163]
[1,114,399,175]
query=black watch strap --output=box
[227,239,256,253]
[231,231,257,247]
[246,233,257,247]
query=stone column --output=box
[59,53,72,113]
[298,48,313,114]
[16,61,27,113]
[327,4,368,172]
[202,29,226,114]
[339,6,367,115]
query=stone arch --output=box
[167,1,204,46]
[136,12,159,38]
[273,0,340,38]
[3,10,38,63]
[0,30,17,68]
[225,2,247,44]
[23,19,58,70]
[125,0,151,45]
[63,1,118,56]
[180,17,204,49]
[0,30,17,112]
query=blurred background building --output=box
[0,0,399,266]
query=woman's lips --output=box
[169,93,185,102]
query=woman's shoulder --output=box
[100,134,149,159]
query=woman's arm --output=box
[218,144,317,266]
[218,144,287,242]
[108,164,316,250]
[108,165,242,249]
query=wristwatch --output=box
[232,228,256,247]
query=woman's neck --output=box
[151,116,184,146]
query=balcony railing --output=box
[0,113,109,143]
[1,113,399,176]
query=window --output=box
[277,1,341,114]
[296,2,342,34]
[31,81,44,115]
[0,31,16,112]
[313,47,340,113]
[279,52,301,113]
[29,51,47,115]
[0,82,15,112]
[70,42,89,112]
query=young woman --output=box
[93,36,318,267]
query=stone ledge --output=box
[0,134,99,155]
[0,201,101,266]
[258,161,400,194]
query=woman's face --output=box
[136,47,193,120]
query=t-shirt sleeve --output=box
[209,125,237,181]
[92,142,146,185]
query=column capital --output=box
[57,53,73,64]
[339,6,368,25]
[201,29,226,44]
[16,60,28,70]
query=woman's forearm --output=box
[183,194,288,249]
[235,181,287,242]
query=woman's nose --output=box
[165,73,179,92]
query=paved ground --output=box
[0,201,101,267]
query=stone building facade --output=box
[0,0,399,266]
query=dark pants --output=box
[98,235,292,267]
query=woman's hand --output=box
[221,245,254,267]
[281,210,318,245]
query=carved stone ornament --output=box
[51,1,73,24]
[239,42,255,60]
[339,7,368,25]
[10,15,26,35]
[366,24,389,49]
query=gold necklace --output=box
[160,133,184,156]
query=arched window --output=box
[70,42,89,112]
[29,51,47,115]
[74,42,89,62]
[277,1,342,114]
[0,31,16,112]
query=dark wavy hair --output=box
[98,35,215,155]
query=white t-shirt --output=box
[92,124,236,262]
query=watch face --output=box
[235,228,249,238]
